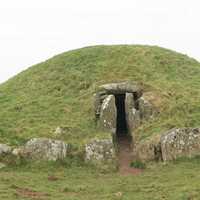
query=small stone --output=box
[0,144,12,155]
[54,127,64,137]
[115,192,123,198]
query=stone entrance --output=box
[94,81,156,170]
[94,81,144,142]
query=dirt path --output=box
[117,135,142,175]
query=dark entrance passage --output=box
[115,94,136,174]
[115,94,128,136]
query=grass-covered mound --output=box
[0,45,199,146]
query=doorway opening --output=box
[115,94,135,174]
[115,94,128,137]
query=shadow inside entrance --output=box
[115,94,141,175]
[115,94,128,137]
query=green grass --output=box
[0,45,200,199]
[1,157,200,200]
[0,45,199,148]
[130,160,146,169]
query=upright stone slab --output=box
[125,93,140,137]
[161,128,200,162]
[99,95,117,134]
[93,91,108,119]
[138,96,154,120]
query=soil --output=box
[117,135,142,175]
[14,186,49,199]
[48,175,59,181]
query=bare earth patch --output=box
[14,186,49,199]
[118,136,143,175]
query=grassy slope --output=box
[1,157,200,200]
[0,45,200,147]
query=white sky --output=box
[0,0,200,83]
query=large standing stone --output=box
[19,138,68,161]
[99,95,117,134]
[138,96,154,120]
[85,139,116,164]
[125,93,140,137]
[161,128,200,162]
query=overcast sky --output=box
[0,0,200,83]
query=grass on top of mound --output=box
[0,45,199,147]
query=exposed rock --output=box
[138,96,154,120]
[95,82,158,136]
[0,144,12,155]
[12,148,22,157]
[161,128,200,162]
[54,127,63,135]
[85,139,116,164]
[93,93,102,118]
[54,126,68,138]
[93,92,108,119]
[99,81,142,96]
[125,93,140,137]
[135,135,161,162]
[0,145,20,166]
[20,138,68,161]
[99,95,117,134]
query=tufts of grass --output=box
[130,160,146,169]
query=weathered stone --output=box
[54,126,67,138]
[125,93,140,137]
[161,128,200,162]
[99,94,108,101]
[55,126,63,135]
[99,95,117,134]
[138,96,154,120]
[12,148,22,157]
[0,144,12,155]
[135,135,161,162]
[93,92,109,119]
[93,93,102,118]
[85,139,116,164]
[125,93,135,110]
[20,138,68,161]
[99,81,142,96]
